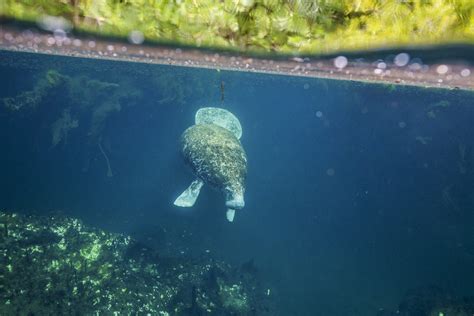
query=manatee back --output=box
[181,124,247,189]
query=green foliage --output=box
[1,0,473,53]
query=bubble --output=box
[88,41,96,48]
[408,62,422,71]
[326,168,335,176]
[374,68,383,75]
[292,57,304,63]
[334,56,348,69]
[37,15,72,32]
[436,65,449,75]
[460,69,471,77]
[128,30,144,44]
[316,111,323,118]
[22,30,34,39]
[377,62,387,69]
[394,53,410,67]
[106,45,114,51]
[72,39,82,47]
[408,58,423,71]
[303,83,310,90]
[398,121,407,129]
[53,29,67,41]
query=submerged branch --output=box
[98,141,113,178]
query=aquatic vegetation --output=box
[98,140,113,177]
[378,285,474,316]
[51,108,79,147]
[219,282,250,313]
[0,69,142,175]
[1,70,67,112]
[1,0,473,54]
[0,211,272,315]
[1,70,139,144]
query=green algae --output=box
[0,211,272,315]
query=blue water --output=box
[1,50,474,315]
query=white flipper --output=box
[226,208,236,222]
[174,179,204,207]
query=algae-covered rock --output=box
[218,281,250,313]
[0,211,271,315]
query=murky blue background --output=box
[1,51,473,315]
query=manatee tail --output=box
[174,179,204,207]
[224,188,245,222]
[226,209,236,222]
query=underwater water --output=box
[1,50,474,316]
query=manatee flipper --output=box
[226,208,236,222]
[174,179,204,207]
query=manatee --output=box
[174,107,247,222]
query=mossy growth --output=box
[2,0,474,54]
[218,282,250,313]
[1,70,68,112]
[0,211,273,315]
[0,70,138,149]
[388,285,474,316]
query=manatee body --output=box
[173,108,247,222]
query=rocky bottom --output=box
[0,211,273,315]
[377,286,474,316]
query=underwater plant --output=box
[0,211,273,315]
[51,108,79,147]
[1,69,142,176]
[1,70,67,112]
